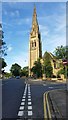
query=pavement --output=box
[44,89,67,119]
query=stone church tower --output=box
[29,6,42,76]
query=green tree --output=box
[0,58,7,69]
[20,66,29,77]
[54,45,68,78]
[31,59,42,78]
[10,63,21,77]
[57,65,68,78]
[4,72,12,78]
[0,24,7,77]
[53,45,68,59]
[43,52,53,78]
[0,23,7,57]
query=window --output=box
[54,62,56,68]
[32,42,33,47]
[35,42,36,47]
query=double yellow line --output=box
[43,91,52,120]
[43,89,63,119]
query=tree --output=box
[0,23,7,57]
[0,58,7,68]
[0,58,7,75]
[31,59,42,78]
[57,65,68,78]
[10,63,21,77]
[4,72,12,78]
[54,45,68,78]
[20,66,29,77]
[43,52,53,78]
[53,45,68,59]
[0,23,7,76]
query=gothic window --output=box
[54,62,56,68]
[32,42,33,47]
[35,41,36,47]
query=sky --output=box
[2,2,66,72]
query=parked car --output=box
[16,76,20,79]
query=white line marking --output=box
[28,119,32,120]
[21,102,25,105]
[28,98,31,101]
[43,84,47,86]
[19,106,24,110]
[28,111,33,116]
[28,102,32,105]
[28,89,30,92]
[23,96,26,98]
[49,87,53,89]
[22,99,25,102]
[28,92,31,94]
[28,96,31,98]
[23,93,26,95]
[28,106,32,110]
[18,111,24,116]
[28,93,31,95]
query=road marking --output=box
[23,96,26,98]
[28,96,31,98]
[28,106,32,110]
[28,98,31,101]
[28,90,30,92]
[22,99,25,102]
[19,106,24,110]
[21,102,25,105]
[23,93,26,96]
[18,111,24,116]
[28,111,33,116]
[28,102,32,105]
[27,84,33,117]
[49,86,53,88]
[18,83,28,117]
[43,84,47,86]
[28,92,30,94]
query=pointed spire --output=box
[33,4,36,15]
[31,4,39,34]
[32,4,38,27]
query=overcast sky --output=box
[2,2,66,72]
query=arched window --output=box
[32,42,34,47]
[35,41,36,47]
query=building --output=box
[45,52,62,77]
[29,6,42,76]
[28,6,63,80]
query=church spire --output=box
[32,5,39,31]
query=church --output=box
[29,6,42,76]
[29,6,63,80]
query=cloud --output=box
[41,4,66,55]
[39,24,49,37]
[8,45,13,52]
[10,10,20,17]
[5,52,28,72]
[55,15,66,32]
[16,18,31,25]
[15,10,20,17]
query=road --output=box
[1,78,66,119]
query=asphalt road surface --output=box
[1,78,66,119]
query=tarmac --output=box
[44,89,67,120]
